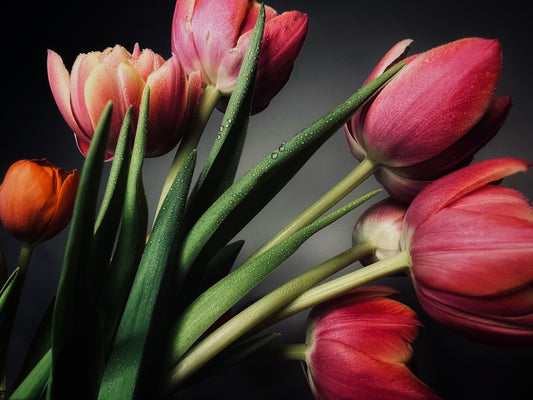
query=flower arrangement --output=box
[1,0,532,399]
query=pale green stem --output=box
[167,241,375,391]
[265,344,308,361]
[155,85,221,218]
[251,157,377,258]
[274,250,412,322]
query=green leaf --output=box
[99,90,149,354]
[98,151,197,400]
[171,190,380,362]
[177,63,405,293]
[91,106,133,276]
[185,4,265,227]
[48,102,113,399]
[10,349,51,400]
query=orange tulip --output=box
[0,159,79,246]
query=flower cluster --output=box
[0,0,531,399]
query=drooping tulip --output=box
[352,197,408,266]
[305,286,440,400]
[401,158,533,346]
[171,0,308,113]
[47,44,202,159]
[0,159,79,246]
[345,38,511,202]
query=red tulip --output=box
[171,0,308,113]
[345,38,511,201]
[48,44,202,159]
[352,197,408,266]
[0,159,80,246]
[401,158,533,345]
[305,286,440,400]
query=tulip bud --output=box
[345,38,511,202]
[352,198,408,265]
[0,159,79,246]
[402,158,533,346]
[47,44,202,159]
[305,286,440,400]
[172,0,308,113]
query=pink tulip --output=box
[305,286,440,400]
[352,197,408,265]
[171,0,308,113]
[345,38,511,202]
[48,44,202,159]
[401,158,533,345]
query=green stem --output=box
[0,245,33,379]
[155,85,221,218]
[167,241,375,390]
[264,344,308,361]
[273,250,412,322]
[252,157,377,257]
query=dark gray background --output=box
[2,0,533,398]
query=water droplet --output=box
[278,140,286,151]
[216,134,222,140]
[271,150,279,159]
[218,126,224,132]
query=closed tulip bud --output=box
[0,159,79,246]
[172,0,308,113]
[305,286,440,400]
[352,198,408,266]
[401,158,533,346]
[47,44,202,159]
[345,38,511,202]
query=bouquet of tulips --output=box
[1,0,532,399]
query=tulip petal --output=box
[145,56,188,157]
[363,38,502,166]
[403,158,531,246]
[364,39,413,85]
[410,207,533,296]
[47,51,81,136]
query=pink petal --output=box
[363,39,413,85]
[70,52,102,139]
[403,158,531,244]
[47,50,81,136]
[145,56,188,157]
[410,207,533,296]
[363,38,502,166]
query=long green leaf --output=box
[98,151,197,400]
[99,90,149,355]
[185,5,265,227]
[177,63,404,290]
[171,190,380,362]
[48,102,113,400]
[10,349,51,400]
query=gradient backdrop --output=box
[2,0,533,398]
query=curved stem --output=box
[155,85,221,218]
[252,157,377,258]
[274,250,411,322]
[167,241,375,391]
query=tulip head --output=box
[402,158,533,346]
[305,286,440,400]
[0,159,80,246]
[48,44,202,159]
[345,38,511,201]
[171,0,308,113]
[352,197,408,265]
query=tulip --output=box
[47,44,202,159]
[401,158,533,346]
[0,159,79,246]
[305,286,440,400]
[171,0,308,113]
[352,197,408,266]
[345,38,511,202]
